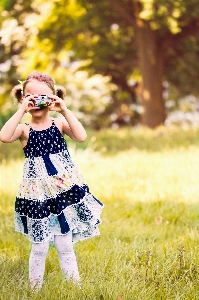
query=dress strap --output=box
[25,123,33,131]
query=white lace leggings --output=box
[29,232,80,289]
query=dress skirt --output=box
[15,149,104,244]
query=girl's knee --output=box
[31,241,49,257]
[54,233,74,254]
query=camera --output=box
[34,95,52,108]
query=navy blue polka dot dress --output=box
[15,119,104,243]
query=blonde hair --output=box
[12,71,66,102]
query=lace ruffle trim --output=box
[15,193,104,243]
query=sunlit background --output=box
[1,0,199,133]
[0,1,199,299]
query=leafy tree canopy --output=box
[1,0,199,128]
[25,0,199,98]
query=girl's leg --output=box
[29,241,49,290]
[54,232,80,283]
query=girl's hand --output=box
[20,95,40,113]
[48,94,67,113]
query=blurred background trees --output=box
[1,0,199,129]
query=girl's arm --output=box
[0,109,25,143]
[0,97,34,143]
[49,95,87,142]
[61,108,87,142]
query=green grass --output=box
[0,126,199,299]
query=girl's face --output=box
[23,80,53,116]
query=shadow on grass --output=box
[1,126,199,161]
[90,126,199,155]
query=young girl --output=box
[0,71,104,290]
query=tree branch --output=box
[107,0,136,27]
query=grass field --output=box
[0,126,199,299]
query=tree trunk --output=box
[135,21,166,128]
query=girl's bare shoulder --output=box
[19,123,30,141]
[53,117,63,132]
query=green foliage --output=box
[1,0,199,128]
[32,0,199,92]
[0,0,14,10]
[21,0,199,127]
[140,0,199,33]
[1,127,199,299]
[165,36,199,98]
[0,0,37,106]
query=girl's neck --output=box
[30,115,52,130]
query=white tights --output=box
[29,232,80,289]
